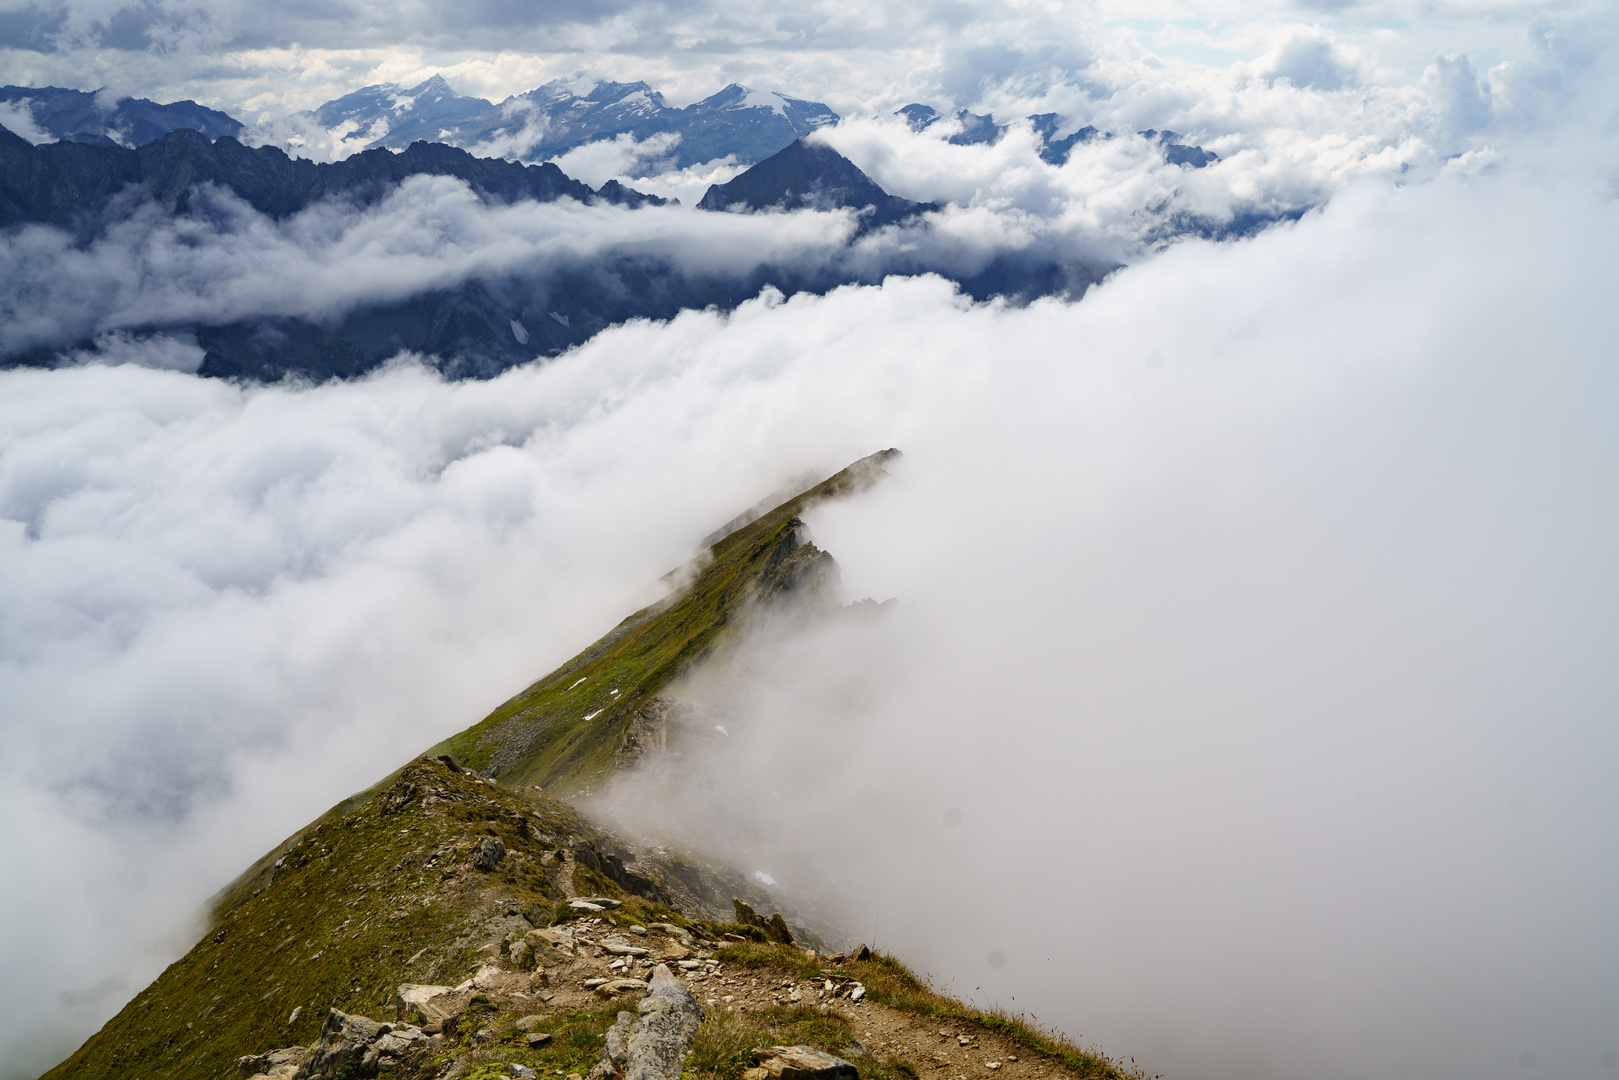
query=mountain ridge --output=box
[0,84,242,147]
[0,125,663,230]
[35,448,1144,1080]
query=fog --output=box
[4,14,1619,1080]
[596,171,1619,1079]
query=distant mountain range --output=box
[0,124,662,230]
[0,84,242,147]
[0,78,1221,178]
[0,78,1234,383]
[0,127,1109,381]
[900,103,1219,168]
[308,75,841,171]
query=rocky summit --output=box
[39,450,1140,1080]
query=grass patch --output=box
[687,1004,855,1080]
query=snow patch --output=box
[738,89,789,117]
[753,870,777,886]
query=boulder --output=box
[473,837,507,871]
[573,896,623,909]
[238,1047,309,1079]
[395,984,453,1024]
[289,1008,426,1079]
[750,1046,861,1080]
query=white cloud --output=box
[3,128,1618,1076]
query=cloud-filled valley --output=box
[2,4,1618,1080]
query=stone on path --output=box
[751,1045,861,1080]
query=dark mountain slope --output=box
[0,126,663,229]
[0,84,243,147]
[697,139,934,228]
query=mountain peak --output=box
[696,138,933,228]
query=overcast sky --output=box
[2,3,1618,1080]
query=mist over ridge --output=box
[2,3,1618,1079]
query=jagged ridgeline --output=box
[40,449,907,1080]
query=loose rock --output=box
[751,1045,861,1080]
[594,978,651,997]
[473,837,507,871]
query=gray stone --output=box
[511,1063,538,1076]
[292,1008,402,1079]
[751,1046,860,1080]
[395,984,454,1024]
[238,1047,310,1079]
[514,1014,547,1032]
[585,966,704,1080]
[603,936,652,957]
[473,837,507,871]
[594,978,651,996]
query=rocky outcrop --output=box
[240,1008,427,1080]
[733,897,795,945]
[587,965,705,1080]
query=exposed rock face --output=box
[394,983,454,1026]
[588,965,705,1080]
[733,897,795,945]
[300,1008,426,1078]
[239,1008,427,1080]
[473,836,507,870]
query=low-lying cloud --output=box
[3,20,1618,1080]
[5,140,1618,1077]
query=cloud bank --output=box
[4,121,1619,1080]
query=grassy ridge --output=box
[40,759,616,1080]
[427,448,899,796]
